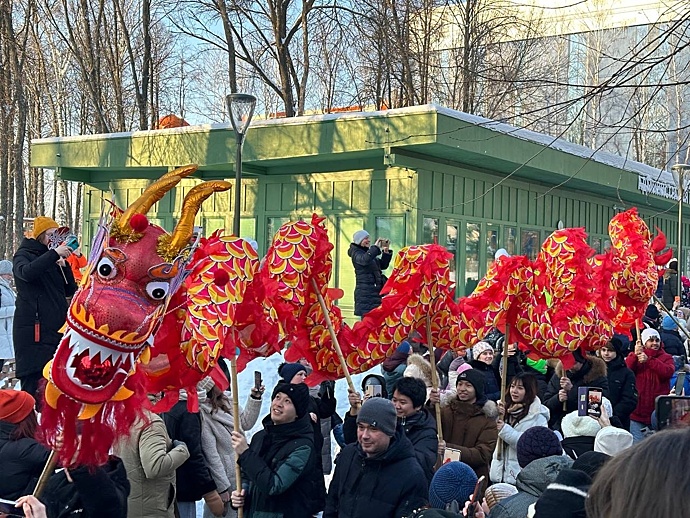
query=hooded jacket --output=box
[0,420,51,500]
[603,355,638,430]
[543,356,609,429]
[488,455,573,518]
[238,413,324,518]
[626,347,675,424]
[440,396,498,479]
[662,268,678,307]
[324,427,428,518]
[348,243,392,316]
[12,238,77,377]
[489,397,550,484]
[659,328,686,357]
[0,278,16,360]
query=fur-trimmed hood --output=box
[554,355,607,383]
[442,395,499,419]
[404,353,433,387]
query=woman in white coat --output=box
[490,372,549,484]
[198,375,264,518]
[0,260,17,372]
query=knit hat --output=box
[531,469,590,518]
[641,328,660,345]
[356,397,397,436]
[271,382,310,419]
[561,411,602,438]
[456,369,485,400]
[277,362,308,383]
[32,216,59,239]
[456,363,473,375]
[352,230,370,245]
[197,376,216,393]
[429,461,478,510]
[495,248,510,260]
[396,341,411,355]
[0,390,35,424]
[571,451,610,479]
[645,304,660,320]
[242,237,258,252]
[593,426,633,456]
[662,315,678,330]
[472,341,493,360]
[484,483,518,510]
[607,337,623,355]
[517,426,563,468]
[0,260,12,276]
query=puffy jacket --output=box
[324,427,428,518]
[12,238,77,377]
[626,348,675,424]
[604,355,638,430]
[660,328,686,357]
[0,279,16,360]
[0,420,50,500]
[470,359,501,401]
[238,413,324,518]
[489,397,549,484]
[115,411,190,518]
[348,243,392,316]
[662,269,678,307]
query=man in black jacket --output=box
[12,217,77,399]
[325,398,428,518]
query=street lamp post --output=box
[671,163,690,304]
[226,93,257,237]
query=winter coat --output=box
[348,243,392,316]
[440,397,498,480]
[237,413,324,518]
[603,355,638,430]
[488,455,572,518]
[0,420,50,500]
[491,351,525,392]
[66,252,87,284]
[12,238,77,377]
[0,279,16,360]
[660,328,686,357]
[489,397,549,484]
[470,359,501,401]
[382,364,406,398]
[42,456,130,518]
[342,407,438,485]
[662,269,678,307]
[543,356,609,429]
[626,347,675,425]
[561,435,595,460]
[324,427,428,518]
[309,382,338,475]
[162,399,217,502]
[115,410,190,518]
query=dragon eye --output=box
[146,281,169,300]
[96,257,118,280]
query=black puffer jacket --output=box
[662,269,678,307]
[604,355,638,430]
[348,243,392,316]
[660,328,686,357]
[12,238,77,377]
[41,456,130,518]
[0,421,51,500]
[470,359,501,401]
[324,427,428,518]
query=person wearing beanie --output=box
[0,390,51,500]
[12,217,77,399]
[529,469,591,518]
[324,397,427,518]
[484,483,518,511]
[598,338,637,430]
[626,327,675,442]
[662,260,679,308]
[436,368,498,481]
[0,260,16,372]
[428,461,477,510]
[348,229,392,317]
[593,423,633,456]
[470,341,501,401]
[560,411,601,459]
[571,451,611,479]
[516,426,563,468]
[543,348,609,432]
[230,382,325,517]
[659,315,686,357]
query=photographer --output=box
[348,230,392,317]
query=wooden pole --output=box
[496,326,511,461]
[560,360,568,413]
[654,295,690,342]
[33,450,57,498]
[229,355,244,518]
[310,278,355,392]
[425,314,443,441]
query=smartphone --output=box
[253,370,262,391]
[466,475,486,518]
[65,234,79,251]
[675,372,687,396]
[364,385,382,398]
[656,395,690,430]
[0,498,23,517]
[578,387,603,417]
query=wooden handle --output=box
[33,450,58,498]
[426,314,443,441]
[496,326,511,461]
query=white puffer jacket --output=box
[0,280,16,360]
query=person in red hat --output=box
[0,389,51,500]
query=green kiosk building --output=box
[30,104,688,320]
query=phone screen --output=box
[254,371,262,391]
[675,372,687,396]
[587,388,603,418]
[0,498,23,517]
[364,385,382,398]
[657,396,690,430]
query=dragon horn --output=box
[163,180,232,255]
[118,165,198,230]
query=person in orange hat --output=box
[12,217,77,400]
[0,389,51,500]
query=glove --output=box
[172,440,187,450]
[203,490,225,517]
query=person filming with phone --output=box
[348,230,393,317]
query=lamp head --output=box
[226,93,257,138]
